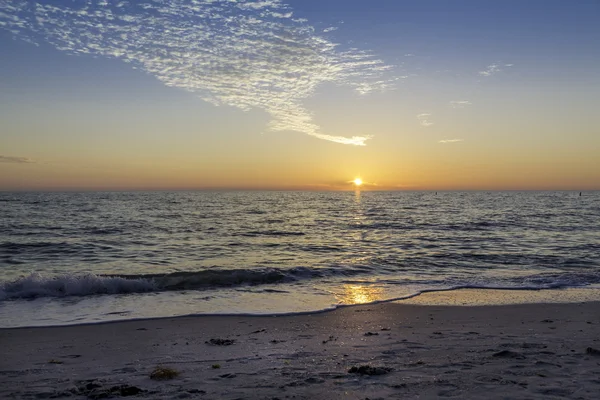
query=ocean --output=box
[1,191,598,327]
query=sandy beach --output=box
[2,290,600,399]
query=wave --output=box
[0,241,120,259]
[235,230,305,237]
[0,273,156,300]
[507,271,600,288]
[2,267,600,302]
[85,227,124,235]
[0,266,368,300]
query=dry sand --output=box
[2,290,600,399]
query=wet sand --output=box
[2,290,600,399]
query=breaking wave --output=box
[2,268,600,301]
[0,266,363,300]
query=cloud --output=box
[479,64,501,77]
[479,63,513,77]
[417,113,434,127]
[323,26,338,33]
[449,100,472,108]
[0,0,397,146]
[438,139,464,144]
[0,155,35,163]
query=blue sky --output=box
[1,0,599,190]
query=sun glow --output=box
[353,178,363,186]
[341,284,384,304]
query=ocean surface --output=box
[1,191,599,327]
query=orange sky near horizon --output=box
[2,136,598,191]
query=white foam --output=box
[0,272,156,300]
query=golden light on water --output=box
[341,284,384,304]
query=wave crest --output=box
[2,268,599,301]
[0,266,344,300]
[0,272,156,300]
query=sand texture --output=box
[2,300,600,399]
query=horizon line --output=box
[1,188,598,193]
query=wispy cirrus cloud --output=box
[417,113,434,127]
[479,63,514,77]
[438,139,464,144]
[479,64,501,77]
[449,100,472,109]
[0,0,397,146]
[0,155,35,164]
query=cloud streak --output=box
[449,100,472,109]
[438,139,464,144]
[479,63,513,77]
[479,64,501,77]
[0,0,397,146]
[0,155,35,164]
[417,113,434,127]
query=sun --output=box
[353,178,363,186]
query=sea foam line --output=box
[2,283,599,329]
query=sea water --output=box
[1,191,599,327]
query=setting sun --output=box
[353,178,363,186]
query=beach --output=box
[2,290,600,399]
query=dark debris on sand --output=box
[492,350,525,359]
[586,347,600,355]
[150,366,180,380]
[348,365,393,376]
[69,380,146,399]
[206,338,235,346]
[322,335,337,344]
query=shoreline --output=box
[2,291,600,398]
[2,287,600,330]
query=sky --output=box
[1,0,599,191]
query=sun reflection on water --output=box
[354,187,361,204]
[340,284,384,304]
